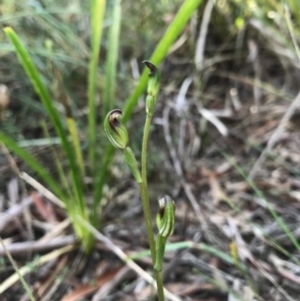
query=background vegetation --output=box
[0,0,300,300]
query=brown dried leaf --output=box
[32,192,56,223]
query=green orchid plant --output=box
[104,61,175,301]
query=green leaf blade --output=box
[103,0,121,116]
[88,0,106,175]
[4,27,84,222]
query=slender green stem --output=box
[139,182,156,261]
[140,113,165,301]
[140,113,155,261]
[141,114,152,203]
[155,270,165,300]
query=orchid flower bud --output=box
[155,195,175,271]
[143,61,161,115]
[104,109,128,150]
[156,195,175,238]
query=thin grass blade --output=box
[55,69,85,178]
[66,117,85,177]
[4,27,84,222]
[103,0,121,117]
[88,0,106,175]
[222,152,300,252]
[41,121,71,195]
[0,132,65,202]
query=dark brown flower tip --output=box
[104,109,128,150]
[158,204,165,219]
[108,109,123,130]
[142,60,157,77]
[158,195,175,219]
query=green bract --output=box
[143,61,161,115]
[104,109,129,149]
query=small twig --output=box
[194,0,215,70]
[0,235,76,256]
[79,218,182,301]
[249,91,300,179]
[0,196,33,232]
[39,219,71,242]
[247,40,262,110]
[21,172,65,208]
[175,76,193,158]
[1,143,34,240]
[197,106,228,136]
[162,106,209,235]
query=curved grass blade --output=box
[3,27,87,237]
[4,27,83,202]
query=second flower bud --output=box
[104,109,129,150]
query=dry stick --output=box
[247,40,262,109]
[0,196,33,232]
[1,144,34,241]
[194,0,215,71]
[175,76,193,159]
[249,91,300,179]
[0,235,76,256]
[162,106,209,235]
[21,172,65,208]
[39,219,71,242]
[79,218,182,301]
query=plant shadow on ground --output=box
[1,0,300,301]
